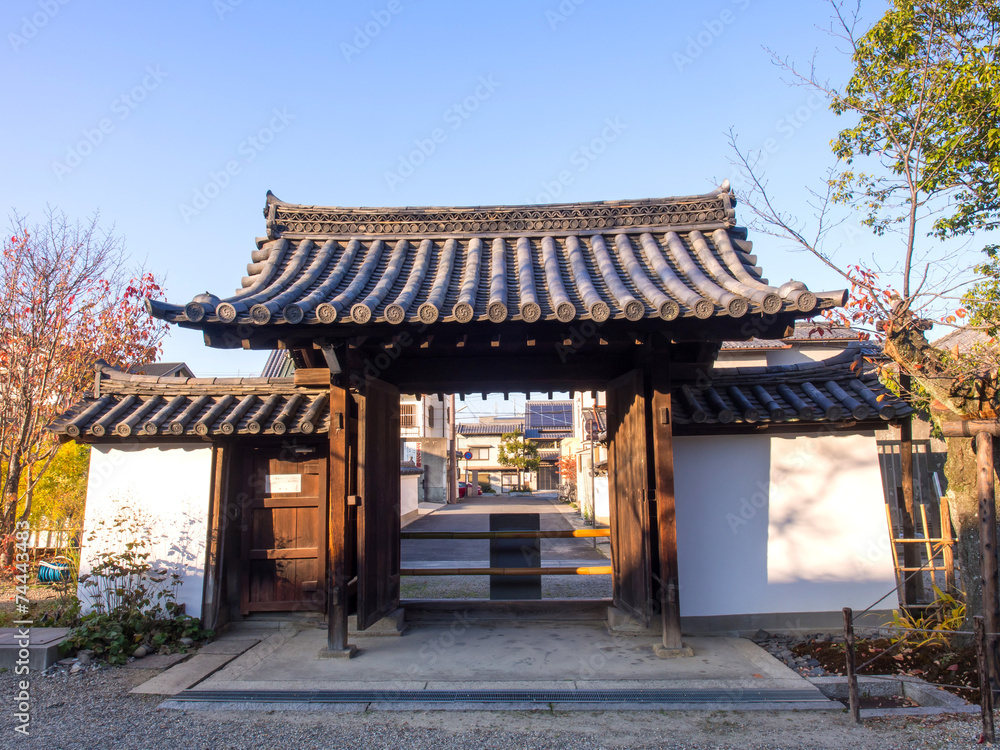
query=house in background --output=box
[454,400,574,492]
[454,417,523,491]
[399,393,450,503]
[127,362,196,378]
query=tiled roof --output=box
[146,187,845,333]
[260,349,296,378]
[524,429,572,440]
[933,326,992,352]
[537,450,561,461]
[456,421,524,437]
[673,350,909,426]
[720,322,867,351]
[52,350,908,443]
[49,362,328,440]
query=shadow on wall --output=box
[674,433,896,618]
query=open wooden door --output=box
[240,444,327,614]
[355,378,401,630]
[606,369,654,626]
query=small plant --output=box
[887,585,966,648]
[61,507,212,665]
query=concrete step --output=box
[0,627,70,671]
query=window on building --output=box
[470,446,489,460]
[400,403,417,429]
[427,405,435,428]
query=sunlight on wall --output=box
[79,444,212,618]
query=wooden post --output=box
[940,492,956,593]
[976,616,996,743]
[323,383,356,658]
[978,431,999,699]
[843,607,860,725]
[650,361,686,656]
[898,388,923,604]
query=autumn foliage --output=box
[0,211,169,552]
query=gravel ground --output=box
[0,665,991,750]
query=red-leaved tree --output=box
[0,210,169,558]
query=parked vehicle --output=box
[458,481,483,498]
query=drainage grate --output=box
[172,688,823,704]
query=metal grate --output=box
[173,688,824,705]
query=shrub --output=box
[62,509,212,664]
[887,585,966,648]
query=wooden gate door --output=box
[240,445,327,614]
[606,369,654,626]
[355,378,402,630]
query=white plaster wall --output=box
[594,476,609,525]
[674,433,894,618]
[78,444,213,618]
[401,474,419,518]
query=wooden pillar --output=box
[650,360,686,655]
[324,383,356,657]
[977,431,998,696]
[898,374,922,604]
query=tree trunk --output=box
[944,435,1000,632]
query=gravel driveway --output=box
[1,666,989,750]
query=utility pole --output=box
[447,394,458,503]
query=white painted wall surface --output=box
[78,444,213,618]
[401,474,419,518]
[674,433,894,617]
[594,476,609,525]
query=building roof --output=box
[720,322,868,351]
[49,362,328,441]
[456,421,524,437]
[53,349,908,443]
[260,349,296,378]
[146,186,845,339]
[933,326,992,353]
[672,349,909,427]
[127,362,195,378]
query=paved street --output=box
[401,492,612,599]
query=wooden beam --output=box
[294,368,332,387]
[940,420,1000,437]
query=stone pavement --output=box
[402,491,612,600]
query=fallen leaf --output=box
[947,664,960,671]
[752,673,764,678]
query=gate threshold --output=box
[170,687,831,706]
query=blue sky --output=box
[4,0,898,396]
